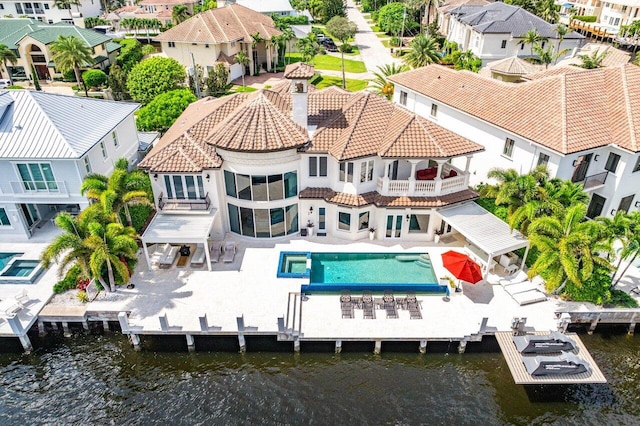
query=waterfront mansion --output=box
[138,63,485,243]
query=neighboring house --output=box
[436,0,489,36]
[154,3,281,81]
[446,2,584,64]
[138,63,486,245]
[0,0,101,24]
[105,0,200,30]
[0,90,141,240]
[569,0,603,18]
[389,64,640,220]
[597,0,640,33]
[0,18,120,81]
[233,0,298,17]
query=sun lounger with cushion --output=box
[499,270,529,286]
[504,281,539,296]
[221,241,236,263]
[383,290,398,319]
[209,241,223,263]
[15,290,30,306]
[512,289,547,306]
[406,292,422,319]
[150,243,171,265]
[362,291,375,319]
[190,245,205,267]
[340,290,354,319]
[159,245,180,268]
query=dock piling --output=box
[130,334,141,351]
[38,320,46,337]
[458,340,467,354]
[186,334,195,352]
[62,322,71,338]
[294,339,300,353]
[588,320,598,335]
[7,315,32,353]
[374,340,382,355]
[419,340,427,354]
[629,322,636,335]
[335,340,342,354]
[102,320,110,332]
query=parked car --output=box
[0,79,11,89]
[323,41,338,52]
[316,33,326,41]
[321,37,334,45]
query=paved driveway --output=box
[346,0,402,77]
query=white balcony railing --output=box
[9,181,69,197]
[376,174,469,197]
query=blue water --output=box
[0,253,21,271]
[310,252,437,284]
[1,260,38,277]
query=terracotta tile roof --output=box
[204,91,308,152]
[488,56,542,76]
[216,51,235,65]
[521,66,587,80]
[154,3,281,43]
[310,91,482,160]
[138,135,222,172]
[139,0,197,5]
[284,63,315,79]
[389,64,640,154]
[299,188,479,208]
[307,85,351,126]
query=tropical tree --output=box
[82,69,107,88]
[454,50,482,72]
[108,64,128,101]
[250,32,264,75]
[606,212,640,288]
[518,29,547,57]
[53,0,80,19]
[85,221,137,293]
[403,34,440,68]
[371,63,409,99]
[80,158,153,227]
[378,2,409,37]
[326,16,358,89]
[528,203,611,295]
[536,0,559,23]
[404,0,427,32]
[281,26,295,64]
[136,89,197,133]
[554,24,569,64]
[0,43,18,86]
[297,34,320,64]
[50,35,93,97]
[126,56,186,104]
[206,63,230,96]
[234,50,250,88]
[545,179,589,208]
[576,48,609,69]
[172,4,190,24]
[533,42,567,69]
[321,0,346,22]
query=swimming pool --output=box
[292,252,448,295]
[277,252,311,278]
[0,253,22,270]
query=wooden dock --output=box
[495,331,607,385]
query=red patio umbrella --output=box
[441,250,483,284]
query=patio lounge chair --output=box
[498,270,529,286]
[15,290,30,307]
[150,243,171,266]
[504,281,539,296]
[512,290,547,306]
[159,245,180,269]
[221,241,237,263]
[340,290,354,319]
[190,244,205,267]
[383,290,398,319]
[407,292,422,320]
[209,241,223,263]
[362,291,375,319]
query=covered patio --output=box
[141,211,218,271]
[437,202,530,276]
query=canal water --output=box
[0,329,639,425]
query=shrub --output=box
[126,204,154,233]
[562,265,612,305]
[141,44,156,56]
[63,69,76,82]
[6,85,23,89]
[126,56,186,105]
[135,88,196,132]
[339,43,354,53]
[573,15,597,22]
[606,289,639,308]
[82,69,108,89]
[53,264,82,294]
[77,291,89,303]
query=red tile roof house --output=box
[137,63,494,261]
[388,63,640,221]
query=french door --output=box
[385,214,402,238]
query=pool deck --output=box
[82,235,565,344]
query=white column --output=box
[465,155,472,173]
[143,241,152,270]
[408,160,419,194]
[204,238,212,271]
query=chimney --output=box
[283,63,315,130]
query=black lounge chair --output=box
[362,290,375,319]
[383,290,398,319]
[406,292,422,320]
[340,290,354,319]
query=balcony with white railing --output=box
[8,181,69,197]
[376,167,470,197]
[158,192,212,213]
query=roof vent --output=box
[14,125,22,130]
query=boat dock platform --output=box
[495,331,607,385]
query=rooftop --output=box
[0,18,113,49]
[389,64,640,154]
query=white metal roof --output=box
[438,202,529,256]
[141,211,217,243]
[0,90,139,159]
[236,0,295,13]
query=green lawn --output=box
[286,53,367,73]
[232,85,258,93]
[313,75,369,92]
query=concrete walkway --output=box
[346,0,402,78]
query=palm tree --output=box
[50,35,93,97]
[544,179,589,208]
[576,48,609,69]
[533,42,567,69]
[404,0,427,33]
[53,0,80,19]
[371,63,409,99]
[40,212,94,280]
[606,212,640,288]
[297,34,319,65]
[0,44,18,86]
[528,203,611,295]
[518,29,547,58]
[80,158,152,227]
[281,26,295,64]
[85,222,137,293]
[403,34,440,68]
[250,32,264,75]
[536,0,560,24]
[234,50,250,89]
[172,4,190,24]
[554,24,569,64]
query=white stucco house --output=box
[446,2,584,65]
[0,90,141,240]
[139,63,516,258]
[234,0,298,17]
[388,64,640,220]
[0,0,101,24]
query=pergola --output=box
[437,202,530,276]
[141,211,217,271]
